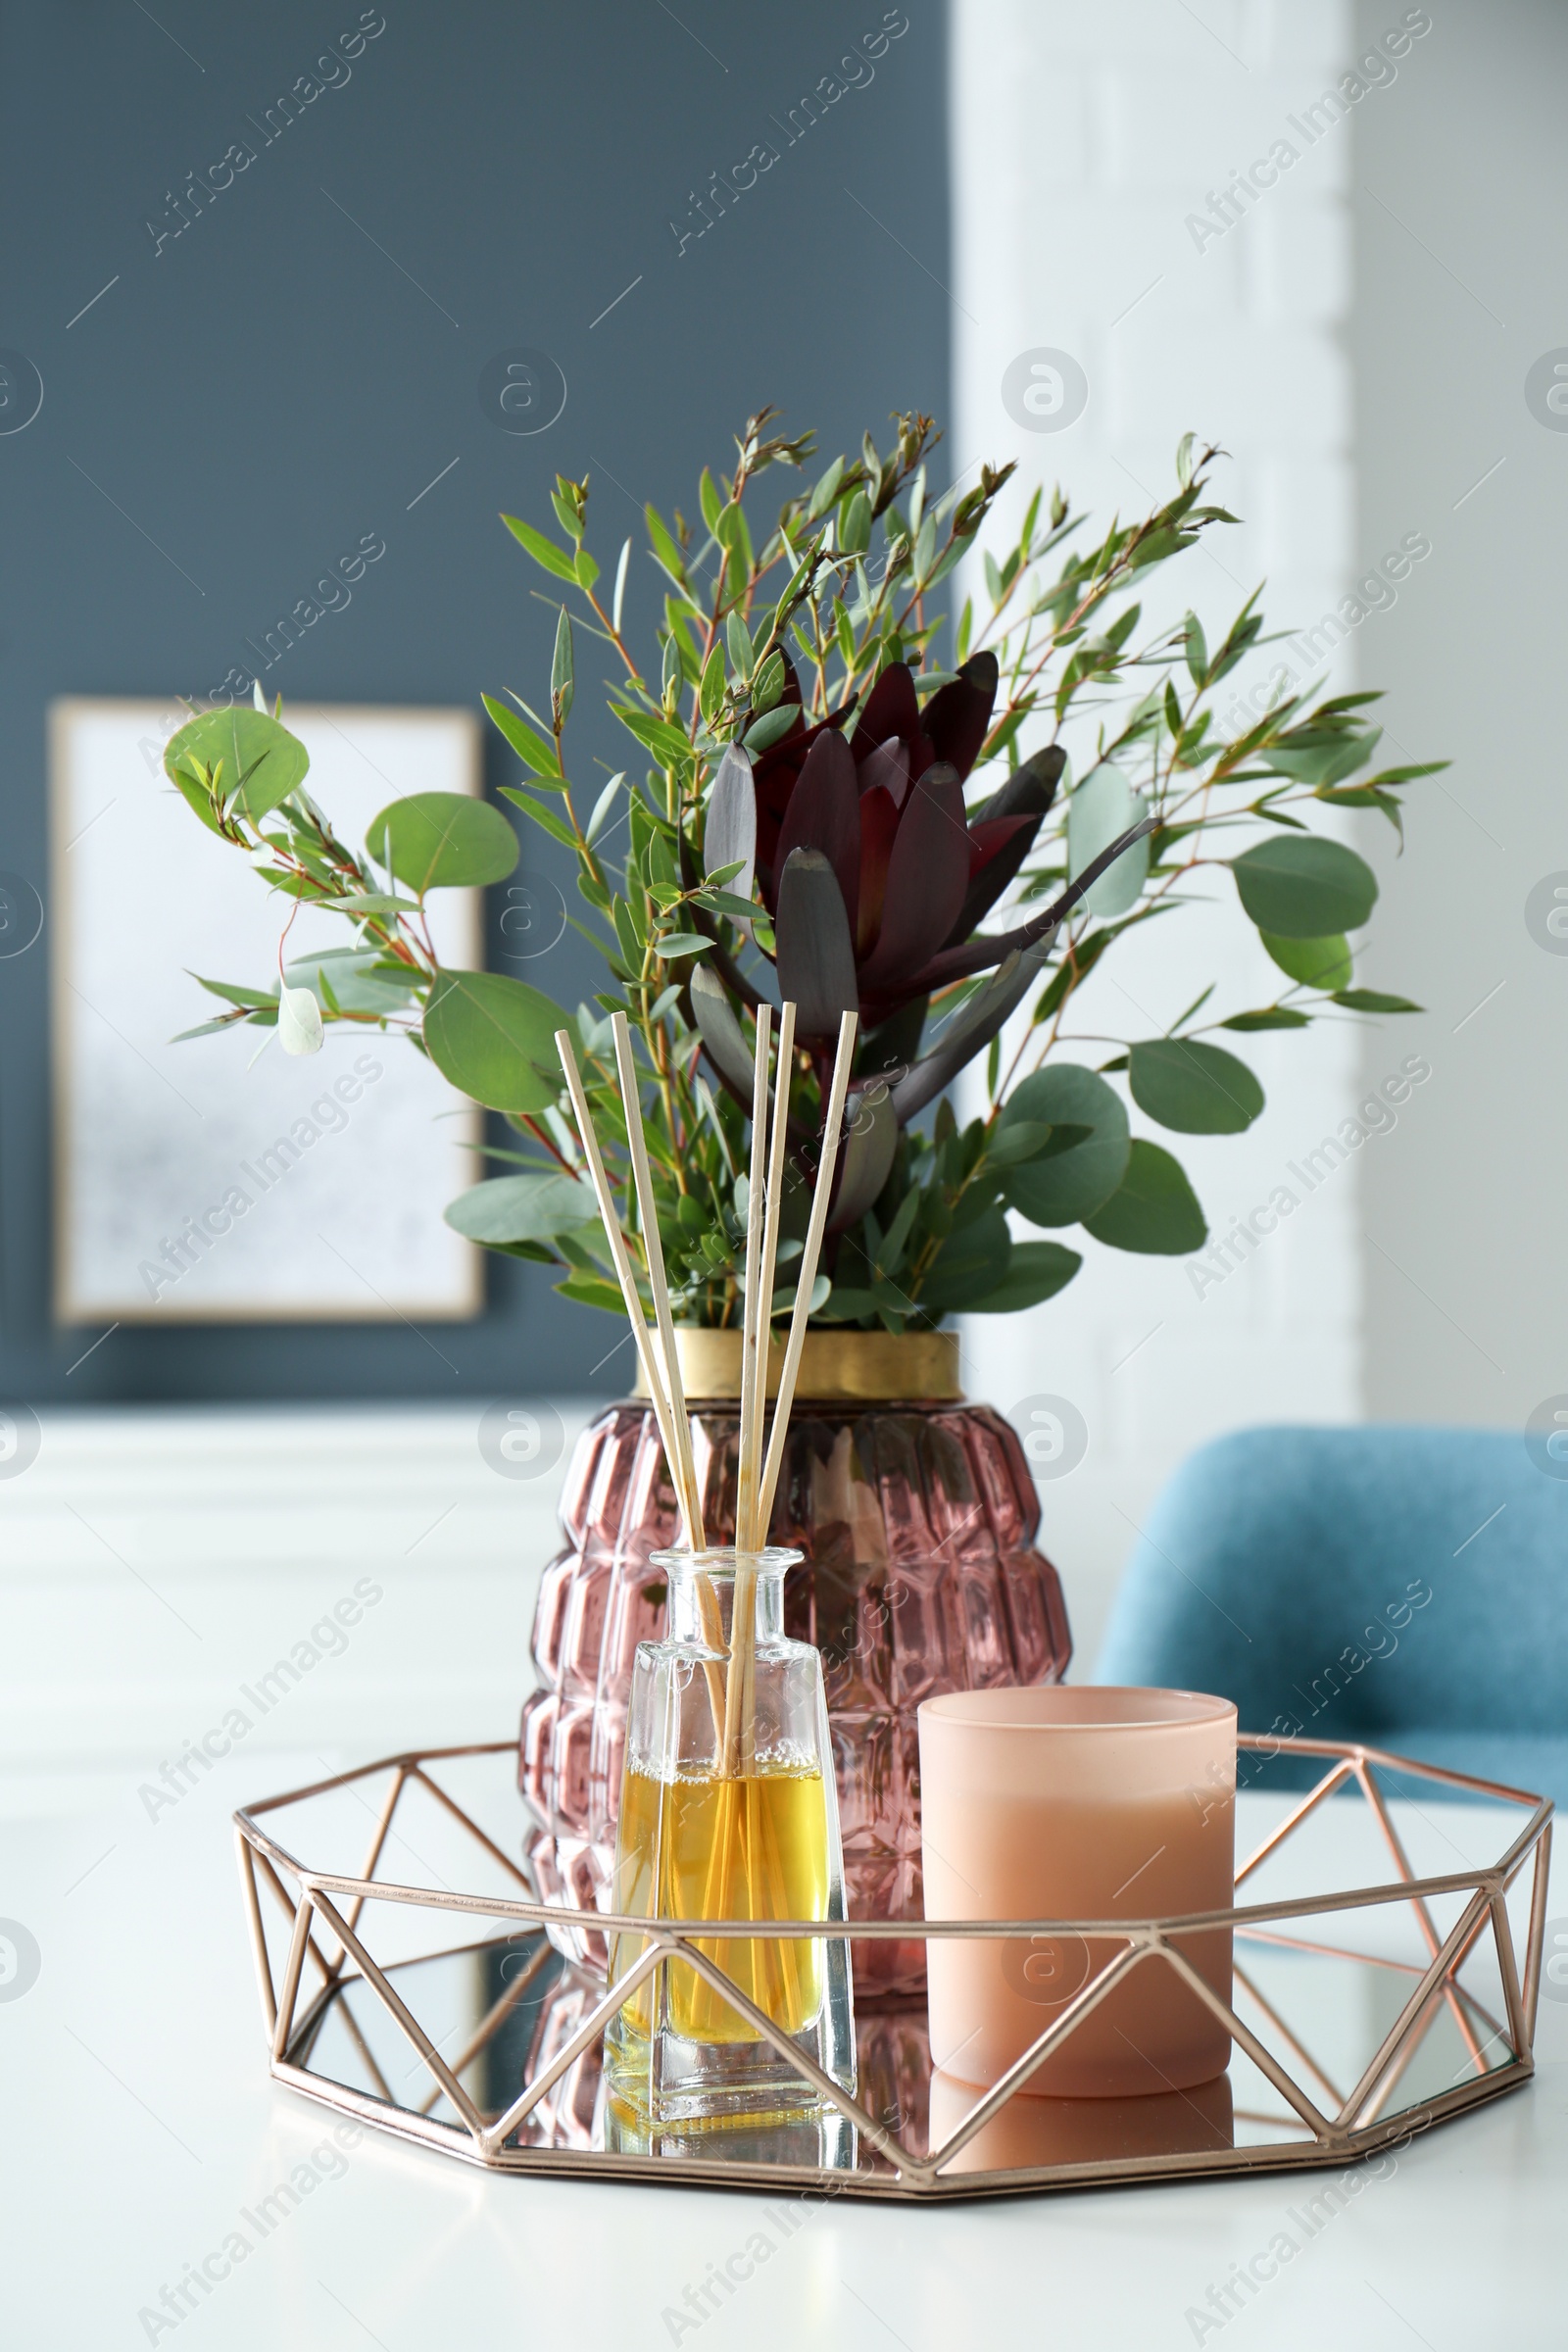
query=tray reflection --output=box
[293,1916,1515,2182]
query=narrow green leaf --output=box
[744,706,800,754]
[1331,988,1424,1013]
[169,764,227,836]
[500,514,578,582]
[551,606,574,725]
[912,512,937,584]
[839,489,871,556]
[699,643,726,722]
[724,609,755,680]
[482,693,560,778]
[172,1013,252,1041]
[714,501,755,580]
[556,1275,627,1314]
[1184,610,1208,685]
[499,786,578,851]
[614,707,692,765]
[645,504,687,586]
[612,897,642,973]
[335,891,419,914]
[190,973,276,1010]
[752,650,786,711]
[1221,1007,1312,1031]
[695,890,760,922]
[586,773,624,846]
[807,457,846,520]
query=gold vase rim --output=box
[632,1326,963,1403]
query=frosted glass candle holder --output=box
[918,1687,1236,2099]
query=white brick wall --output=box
[949,0,1369,1667]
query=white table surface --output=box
[3,1770,1563,2351]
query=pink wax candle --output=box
[918,1687,1236,2098]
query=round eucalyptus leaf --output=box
[422,969,565,1113]
[368,793,520,894]
[1261,931,1352,991]
[1232,836,1378,938]
[1067,762,1150,918]
[444,1171,598,1246]
[165,708,310,822]
[1083,1140,1207,1255]
[966,1240,1083,1313]
[1128,1039,1264,1135]
[918,1206,1012,1317]
[285,950,418,1018]
[999,1064,1130,1228]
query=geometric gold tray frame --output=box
[233,1734,1553,2199]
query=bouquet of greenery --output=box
[162,410,1431,1334]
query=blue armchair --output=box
[1095,1425,1568,1807]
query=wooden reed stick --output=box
[734,1000,798,1773]
[755,1010,858,1538]
[560,1008,854,1796]
[555,1027,728,1739]
[554,1029,692,1524]
[725,1004,773,1776]
[611,1012,705,1549]
[746,999,796,1548]
[733,1004,771,1559]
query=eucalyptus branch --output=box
[160,416,1431,1336]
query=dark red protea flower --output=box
[751,652,1057,1033]
[689,651,1151,1226]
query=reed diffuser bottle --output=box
[554,1000,860,2127]
[605,1546,857,2124]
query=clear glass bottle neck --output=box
[657,1551,794,1647]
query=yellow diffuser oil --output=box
[610,1762,829,2044]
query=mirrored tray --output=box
[233,1736,1551,2199]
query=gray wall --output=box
[1353,1,1568,1431]
[0,1,945,1402]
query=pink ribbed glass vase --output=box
[517,1334,1071,2000]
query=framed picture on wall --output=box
[49,698,487,1325]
